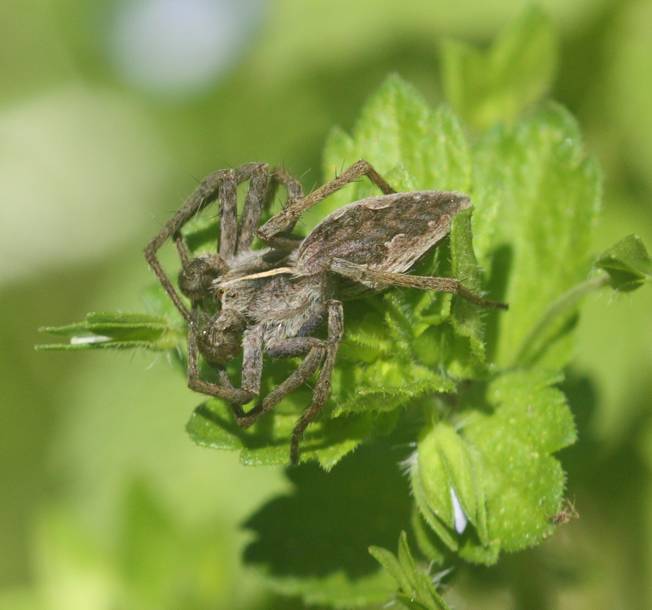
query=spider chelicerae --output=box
[145,160,506,464]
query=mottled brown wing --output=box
[296,191,471,275]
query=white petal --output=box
[450,487,468,534]
[70,335,111,345]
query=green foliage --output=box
[115,481,236,610]
[187,76,488,464]
[317,75,471,225]
[513,234,652,366]
[36,312,182,352]
[607,0,652,193]
[595,233,652,292]
[3,481,246,610]
[441,6,558,130]
[34,7,652,609]
[187,398,398,470]
[410,370,575,565]
[369,532,451,610]
[471,103,601,369]
[241,443,410,607]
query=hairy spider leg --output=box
[188,165,308,405]
[145,163,278,323]
[186,321,255,408]
[290,300,344,464]
[148,163,313,423]
[145,169,226,321]
[257,159,396,241]
[255,166,306,251]
[236,165,273,252]
[272,166,304,202]
[241,324,264,395]
[236,336,327,428]
[228,302,343,466]
[145,164,251,323]
[217,162,284,258]
[330,258,508,310]
[174,233,192,267]
[234,164,307,253]
[214,161,290,260]
[238,346,326,433]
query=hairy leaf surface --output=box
[411,369,576,564]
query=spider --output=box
[145,160,506,464]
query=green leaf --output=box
[410,421,497,564]
[411,369,576,564]
[472,103,601,369]
[511,234,651,365]
[367,546,410,595]
[319,74,490,389]
[595,234,652,292]
[187,397,398,470]
[331,360,456,416]
[242,443,412,607]
[441,7,558,130]
[317,74,471,230]
[36,311,183,351]
[369,532,452,610]
[185,76,489,469]
[466,370,576,550]
[330,206,488,390]
[449,208,487,371]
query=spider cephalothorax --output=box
[145,160,506,464]
[178,254,226,302]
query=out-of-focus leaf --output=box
[116,480,235,610]
[242,443,412,607]
[30,507,116,610]
[441,7,558,130]
[118,481,180,604]
[36,312,183,351]
[411,369,576,564]
[25,483,247,610]
[0,591,37,610]
[250,0,602,86]
[0,86,170,283]
[606,0,652,193]
[595,234,652,292]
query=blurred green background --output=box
[1,0,651,608]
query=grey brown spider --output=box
[145,160,507,464]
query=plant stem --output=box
[513,272,610,365]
